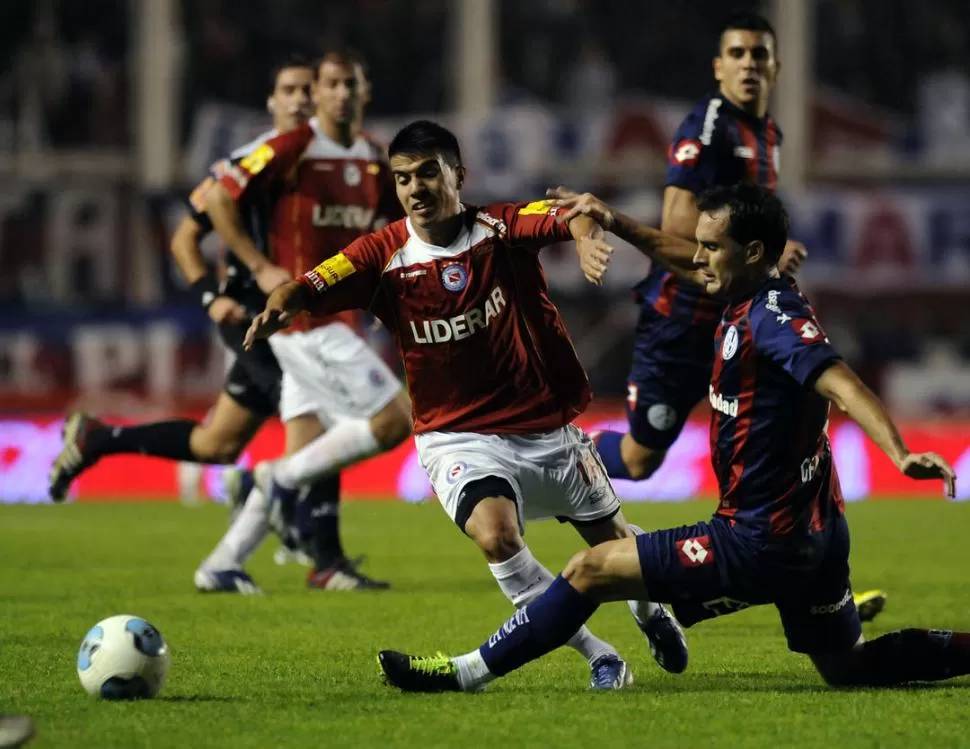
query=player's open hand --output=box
[254,263,293,295]
[779,240,808,276]
[899,452,957,498]
[207,296,248,325]
[575,235,614,286]
[244,307,293,350]
[546,187,615,231]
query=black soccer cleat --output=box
[855,589,888,623]
[307,557,391,591]
[378,650,462,693]
[49,413,104,502]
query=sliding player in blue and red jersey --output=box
[586,10,884,620]
[377,183,967,693]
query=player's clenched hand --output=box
[208,296,248,325]
[898,452,957,498]
[575,235,614,286]
[779,240,808,276]
[254,263,293,295]
[546,187,615,231]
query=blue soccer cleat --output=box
[193,568,262,595]
[639,604,689,674]
[588,654,633,690]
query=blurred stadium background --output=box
[2,0,969,503]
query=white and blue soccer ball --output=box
[76,615,170,699]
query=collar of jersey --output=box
[308,117,366,155]
[713,92,772,128]
[404,203,469,252]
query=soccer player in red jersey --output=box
[245,120,691,689]
[194,49,413,592]
[375,184,967,694]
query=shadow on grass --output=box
[156,694,245,703]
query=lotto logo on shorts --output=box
[676,536,714,568]
[446,462,467,484]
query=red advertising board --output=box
[3,410,968,504]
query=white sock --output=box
[625,523,662,624]
[201,486,271,570]
[453,649,496,691]
[274,419,379,489]
[488,546,617,666]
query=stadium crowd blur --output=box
[2,0,970,415]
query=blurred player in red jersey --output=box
[195,49,412,593]
[246,120,691,689]
[375,184,968,695]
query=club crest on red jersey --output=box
[343,162,362,186]
[441,264,468,292]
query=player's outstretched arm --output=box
[204,181,292,295]
[814,360,956,497]
[547,187,701,281]
[243,281,309,350]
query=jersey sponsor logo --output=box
[709,385,739,418]
[311,204,376,229]
[671,139,702,167]
[304,253,356,291]
[801,451,822,483]
[700,98,722,145]
[793,318,824,343]
[647,403,677,431]
[474,209,508,237]
[238,143,275,175]
[409,286,507,344]
[676,535,714,567]
[765,290,792,324]
[343,163,362,186]
[188,176,215,212]
[721,325,739,360]
[517,199,557,216]
[440,264,468,292]
[809,588,852,615]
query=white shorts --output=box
[416,424,621,532]
[268,323,402,427]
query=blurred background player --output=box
[582,10,886,622]
[194,48,412,593]
[46,57,351,579]
[376,184,965,694]
[245,120,689,689]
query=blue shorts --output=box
[627,309,714,451]
[636,514,862,654]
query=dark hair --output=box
[268,54,313,94]
[388,120,462,167]
[718,10,776,51]
[313,46,369,78]
[696,182,788,264]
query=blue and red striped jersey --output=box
[635,93,782,327]
[709,276,845,539]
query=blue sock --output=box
[478,576,599,676]
[594,431,632,480]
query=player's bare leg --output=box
[462,495,632,690]
[49,394,264,502]
[810,629,970,687]
[380,538,645,693]
[571,510,688,674]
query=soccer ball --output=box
[76,615,170,699]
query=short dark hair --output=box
[388,120,462,167]
[268,54,313,94]
[313,46,368,78]
[696,183,788,264]
[718,10,776,51]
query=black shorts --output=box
[218,321,282,417]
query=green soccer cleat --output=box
[378,651,462,693]
[854,589,888,623]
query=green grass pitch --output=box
[2,499,969,749]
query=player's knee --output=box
[189,427,245,464]
[623,443,666,481]
[470,523,524,563]
[811,651,867,688]
[370,393,412,449]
